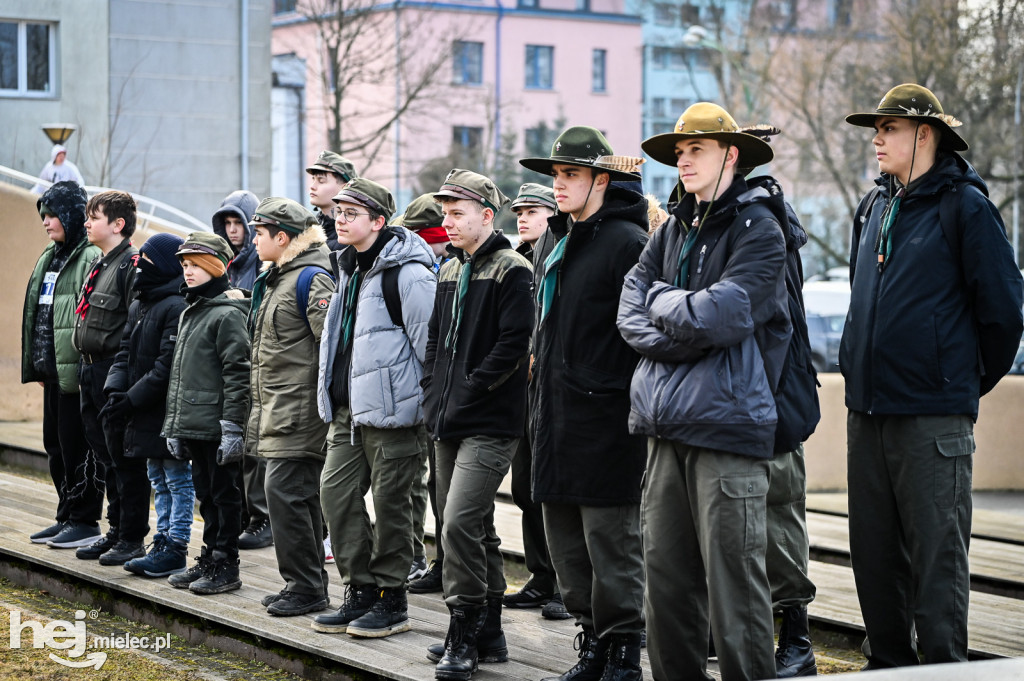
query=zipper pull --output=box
[696,244,707,274]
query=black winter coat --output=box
[840,153,1024,419]
[422,231,533,441]
[530,186,649,505]
[104,275,187,459]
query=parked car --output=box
[803,281,850,373]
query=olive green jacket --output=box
[247,226,333,461]
[22,240,102,393]
[162,288,251,441]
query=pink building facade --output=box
[272,0,643,207]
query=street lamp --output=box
[41,124,77,145]
[681,24,754,114]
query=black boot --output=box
[189,550,242,594]
[346,587,412,638]
[541,625,610,681]
[599,633,642,681]
[168,546,212,588]
[434,605,486,681]
[311,584,376,633]
[428,596,508,663]
[775,606,817,677]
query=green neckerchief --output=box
[340,270,363,352]
[247,267,272,338]
[875,185,905,271]
[444,259,473,353]
[537,235,567,323]
[674,219,701,287]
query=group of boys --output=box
[23,81,1024,681]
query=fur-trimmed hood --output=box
[261,224,327,272]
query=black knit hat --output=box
[140,233,186,279]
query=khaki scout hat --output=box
[433,169,510,212]
[519,126,644,182]
[305,150,360,182]
[642,102,774,169]
[177,231,234,266]
[249,197,318,235]
[510,183,557,211]
[845,83,967,151]
[332,177,397,220]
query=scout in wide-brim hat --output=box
[519,126,644,182]
[845,83,967,152]
[642,102,774,170]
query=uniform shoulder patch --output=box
[316,298,330,309]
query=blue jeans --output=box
[148,459,195,545]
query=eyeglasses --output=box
[335,208,371,223]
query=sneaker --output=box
[407,559,443,594]
[408,555,428,582]
[31,521,68,544]
[324,536,334,564]
[267,590,329,617]
[238,518,273,550]
[347,587,411,638]
[168,548,212,588]
[190,550,242,595]
[261,589,288,607]
[541,592,573,620]
[76,526,118,560]
[46,522,102,549]
[502,578,553,608]
[98,539,145,566]
[311,584,376,633]
[124,534,188,577]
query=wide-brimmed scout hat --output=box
[519,126,644,182]
[177,231,233,266]
[332,177,396,220]
[642,103,774,169]
[433,169,510,212]
[305,150,360,182]
[248,197,318,235]
[510,183,557,211]
[845,83,967,152]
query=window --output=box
[592,49,606,93]
[670,97,692,115]
[525,45,553,89]
[829,0,852,27]
[452,41,483,86]
[273,0,297,12]
[518,0,538,7]
[0,20,55,96]
[680,3,700,26]
[576,0,590,10]
[453,126,483,151]
[654,4,674,26]
[651,46,687,70]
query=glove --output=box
[99,392,131,424]
[216,420,245,466]
[166,437,185,460]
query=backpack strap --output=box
[382,266,403,329]
[938,182,964,270]
[296,265,334,332]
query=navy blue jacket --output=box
[840,153,1023,419]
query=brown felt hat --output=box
[642,102,774,169]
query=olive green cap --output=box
[510,182,557,211]
[305,150,360,182]
[845,83,967,151]
[402,193,444,229]
[433,169,510,212]
[331,177,397,220]
[249,197,318,235]
[520,126,644,182]
[177,231,234,266]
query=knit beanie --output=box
[139,233,185,279]
[182,253,227,279]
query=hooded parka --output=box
[530,185,649,506]
[840,153,1024,418]
[617,176,790,459]
[316,226,437,428]
[247,227,334,460]
[212,190,261,290]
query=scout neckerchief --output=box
[675,148,730,287]
[537,174,598,322]
[444,258,472,353]
[247,267,271,337]
[875,121,921,272]
[340,270,363,352]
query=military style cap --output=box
[520,126,644,182]
[305,150,360,182]
[402,193,444,229]
[642,103,774,169]
[177,231,234,266]
[433,169,510,212]
[510,183,557,211]
[249,197,318,235]
[845,83,967,151]
[332,177,397,220]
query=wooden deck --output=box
[3,421,1024,678]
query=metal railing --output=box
[0,164,208,237]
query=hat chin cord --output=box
[691,145,732,233]
[567,174,599,230]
